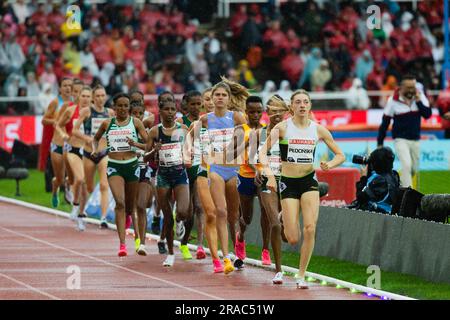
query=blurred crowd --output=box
[0,0,446,115]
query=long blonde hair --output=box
[212,76,249,113]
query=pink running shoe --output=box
[125,215,132,229]
[261,249,272,265]
[234,232,246,260]
[213,259,224,273]
[118,243,127,257]
[196,246,206,259]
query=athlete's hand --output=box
[254,171,264,187]
[126,137,136,147]
[91,150,98,158]
[62,134,69,142]
[320,161,331,171]
[154,142,162,152]
[267,176,277,193]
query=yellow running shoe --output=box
[180,245,193,260]
[135,238,141,252]
[223,258,234,274]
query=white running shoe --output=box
[163,254,175,267]
[272,272,284,285]
[296,277,309,289]
[100,217,108,229]
[77,217,86,232]
[175,220,185,240]
[137,244,148,256]
[70,206,79,221]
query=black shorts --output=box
[139,165,152,183]
[68,146,82,160]
[83,149,108,164]
[279,172,319,200]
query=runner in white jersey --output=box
[259,89,345,289]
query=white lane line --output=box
[0,272,61,300]
[0,226,223,300]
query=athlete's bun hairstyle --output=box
[157,91,175,108]
[266,94,289,113]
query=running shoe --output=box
[196,246,206,260]
[125,215,132,230]
[70,206,78,221]
[137,244,148,256]
[100,217,108,229]
[157,241,167,254]
[278,212,288,243]
[233,258,244,270]
[76,217,86,232]
[223,258,234,274]
[135,238,141,252]
[51,193,59,208]
[118,243,127,257]
[163,254,175,267]
[64,184,74,205]
[272,272,284,285]
[296,277,309,289]
[261,249,272,265]
[175,220,185,240]
[151,216,161,234]
[213,259,224,273]
[180,245,192,260]
[235,232,246,260]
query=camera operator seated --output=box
[348,147,400,214]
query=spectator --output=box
[37,83,53,115]
[192,52,209,82]
[262,20,288,58]
[79,66,94,85]
[377,74,432,188]
[125,39,146,78]
[25,71,40,112]
[276,80,292,102]
[62,41,81,75]
[436,84,450,139]
[297,47,322,90]
[5,33,26,73]
[39,62,58,93]
[311,59,332,92]
[260,80,277,106]
[346,78,370,110]
[0,32,10,73]
[230,4,247,38]
[203,31,220,55]
[185,33,203,66]
[214,42,234,83]
[108,28,128,67]
[193,74,212,93]
[237,59,257,89]
[281,48,304,85]
[240,12,262,53]
[145,41,163,72]
[99,62,116,87]
[11,0,31,24]
[381,75,398,106]
[80,44,100,77]
[13,87,30,115]
[355,50,374,87]
[366,65,384,108]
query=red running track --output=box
[0,201,375,300]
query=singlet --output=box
[65,105,80,136]
[279,118,318,164]
[157,123,185,175]
[207,111,235,167]
[259,126,281,177]
[83,106,110,137]
[106,117,138,153]
[238,124,264,178]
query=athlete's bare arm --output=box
[317,124,345,170]
[72,107,92,143]
[41,99,58,126]
[92,118,111,156]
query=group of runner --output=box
[42,77,345,288]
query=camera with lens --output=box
[352,154,369,165]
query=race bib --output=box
[108,128,133,152]
[209,128,234,153]
[91,118,105,136]
[159,142,183,167]
[268,155,281,176]
[286,139,315,164]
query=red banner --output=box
[0,116,37,151]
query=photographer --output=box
[377,75,432,188]
[349,147,400,214]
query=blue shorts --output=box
[209,165,237,182]
[157,169,189,189]
[237,174,257,197]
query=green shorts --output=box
[107,158,139,183]
[187,165,199,184]
[156,169,189,189]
